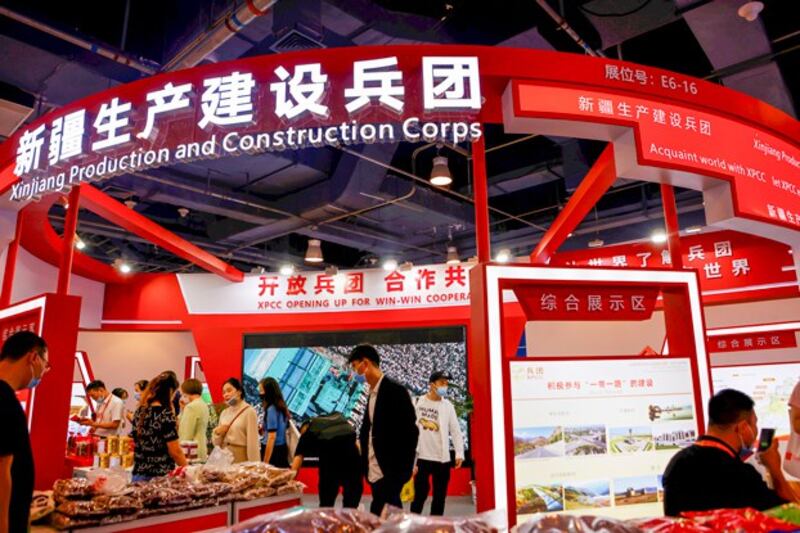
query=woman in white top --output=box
[212,377,260,463]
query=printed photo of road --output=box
[516,484,564,514]
[514,426,565,458]
[654,425,696,450]
[564,480,611,510]
[614,476,659,506]
[648,398,694,423]
[609,426,655,453]
[564,425,607,455]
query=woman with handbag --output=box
[259,377,291,467]
[212,377,260,463]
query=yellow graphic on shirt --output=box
[418,404,441,432]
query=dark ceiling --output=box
[0,0,797,274]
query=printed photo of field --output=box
[564,480,611,510]
[614,476,659,506]
[514,426,565,458]
[564,425,607,456]
[516,484,564,514]
[609,426,655,453]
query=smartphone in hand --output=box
[758,428,776,452]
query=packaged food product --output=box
[120,436,132,454]
[242,486,277,500]
[53,478,94,501]
[107,435,120,455]
[123,452,134,469]
[55,500,107,518]
[627,517,714,532]
[50,512,101,530]
[98,452,110,468]
[275,480,305,496]
[92,494,142,514]
[516,514,642,533]
[681,508,797,532]
[766,503,800,526]
[221,507,383,533]
[378,506,505,533]
[29,491,55,522]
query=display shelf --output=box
[232,493,302,523]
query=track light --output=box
[398,261,414,272]
[75,238,86,250]
[446,245,460,265]
[177,207,190,218]
[325,265,339,276]
[280,264,294,276]
[738,1,764,21]
[588,238,604,248]
[430,156,452,187]
[495,249,511,263]
[651,231,668,244]
[124,199,137,209]
[685,226,702,234]
[305,239,323,263]
[114,259,132,274]
[382,258,398,271]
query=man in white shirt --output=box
[80,380,124,437]
[411,371,465,516]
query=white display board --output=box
[510,358,700,522]
[711,362,800,437]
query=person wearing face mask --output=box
[126,380,149,426]
[178,379,209,462]
[80,380,124,437]
[348,344,419,516]
[212,377,260,463]
[662,388,794,516]
[0,331,48,533]
[410,371,465,516]
[258,377,290,467]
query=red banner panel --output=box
[707,330,796,353]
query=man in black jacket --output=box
[349,344,419,516]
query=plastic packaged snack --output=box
[275,480,305,496]
[55,500,107,518]
[627,517,714,532]
[93,494,142,514]
[765,503,800,526]
[681,508,797,532]
[87,467,128,494]
[218,506,383,533]
[377,506,505,533]
[53,478,94,501]
[50,512,101,530]
[29,491,55,522]
[516,514,642,533]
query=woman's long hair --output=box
[259,377,290,420]
[136,372,179,434]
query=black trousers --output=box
[410,459,451,516]
[369,476,405,516]
[261,443,290,468]
[319,459,363,508]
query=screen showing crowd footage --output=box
[242,327,469,447]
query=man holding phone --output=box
[662,389,794,516]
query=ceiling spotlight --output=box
[588,238,604,248]
[75,238,86,250]
[446,245,460,265]
[279,264,295,276]
[325,265,339,276]
[495,249,512,263]
[738,1,764,21]
[382,258,398,271]
[467,255,479,264]
[651,231,668,244]
[124,199,137,209]
[305,239,324,263]
[250,266,266,274]
[177,207,190,218]
[114,259,132,274]
[685,225,702,234]
[568,232,574,238]
[398,261,414,272]
[429,156,453,187]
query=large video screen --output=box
[712,362,800,437]
[243,327,469,448]
[510,358,700,522]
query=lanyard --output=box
[96,394,112,420]
[695,438,736,459]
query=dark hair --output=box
[181,378,203,396]
[348,344,380,367]
[86,380,106,392]
[0,332,46,362]
[137,373,179,433]
[259,377,290,420]
[112,388,128,399]
[709,389,755,427]
[223,377,243,393]
[134,380,148,392]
